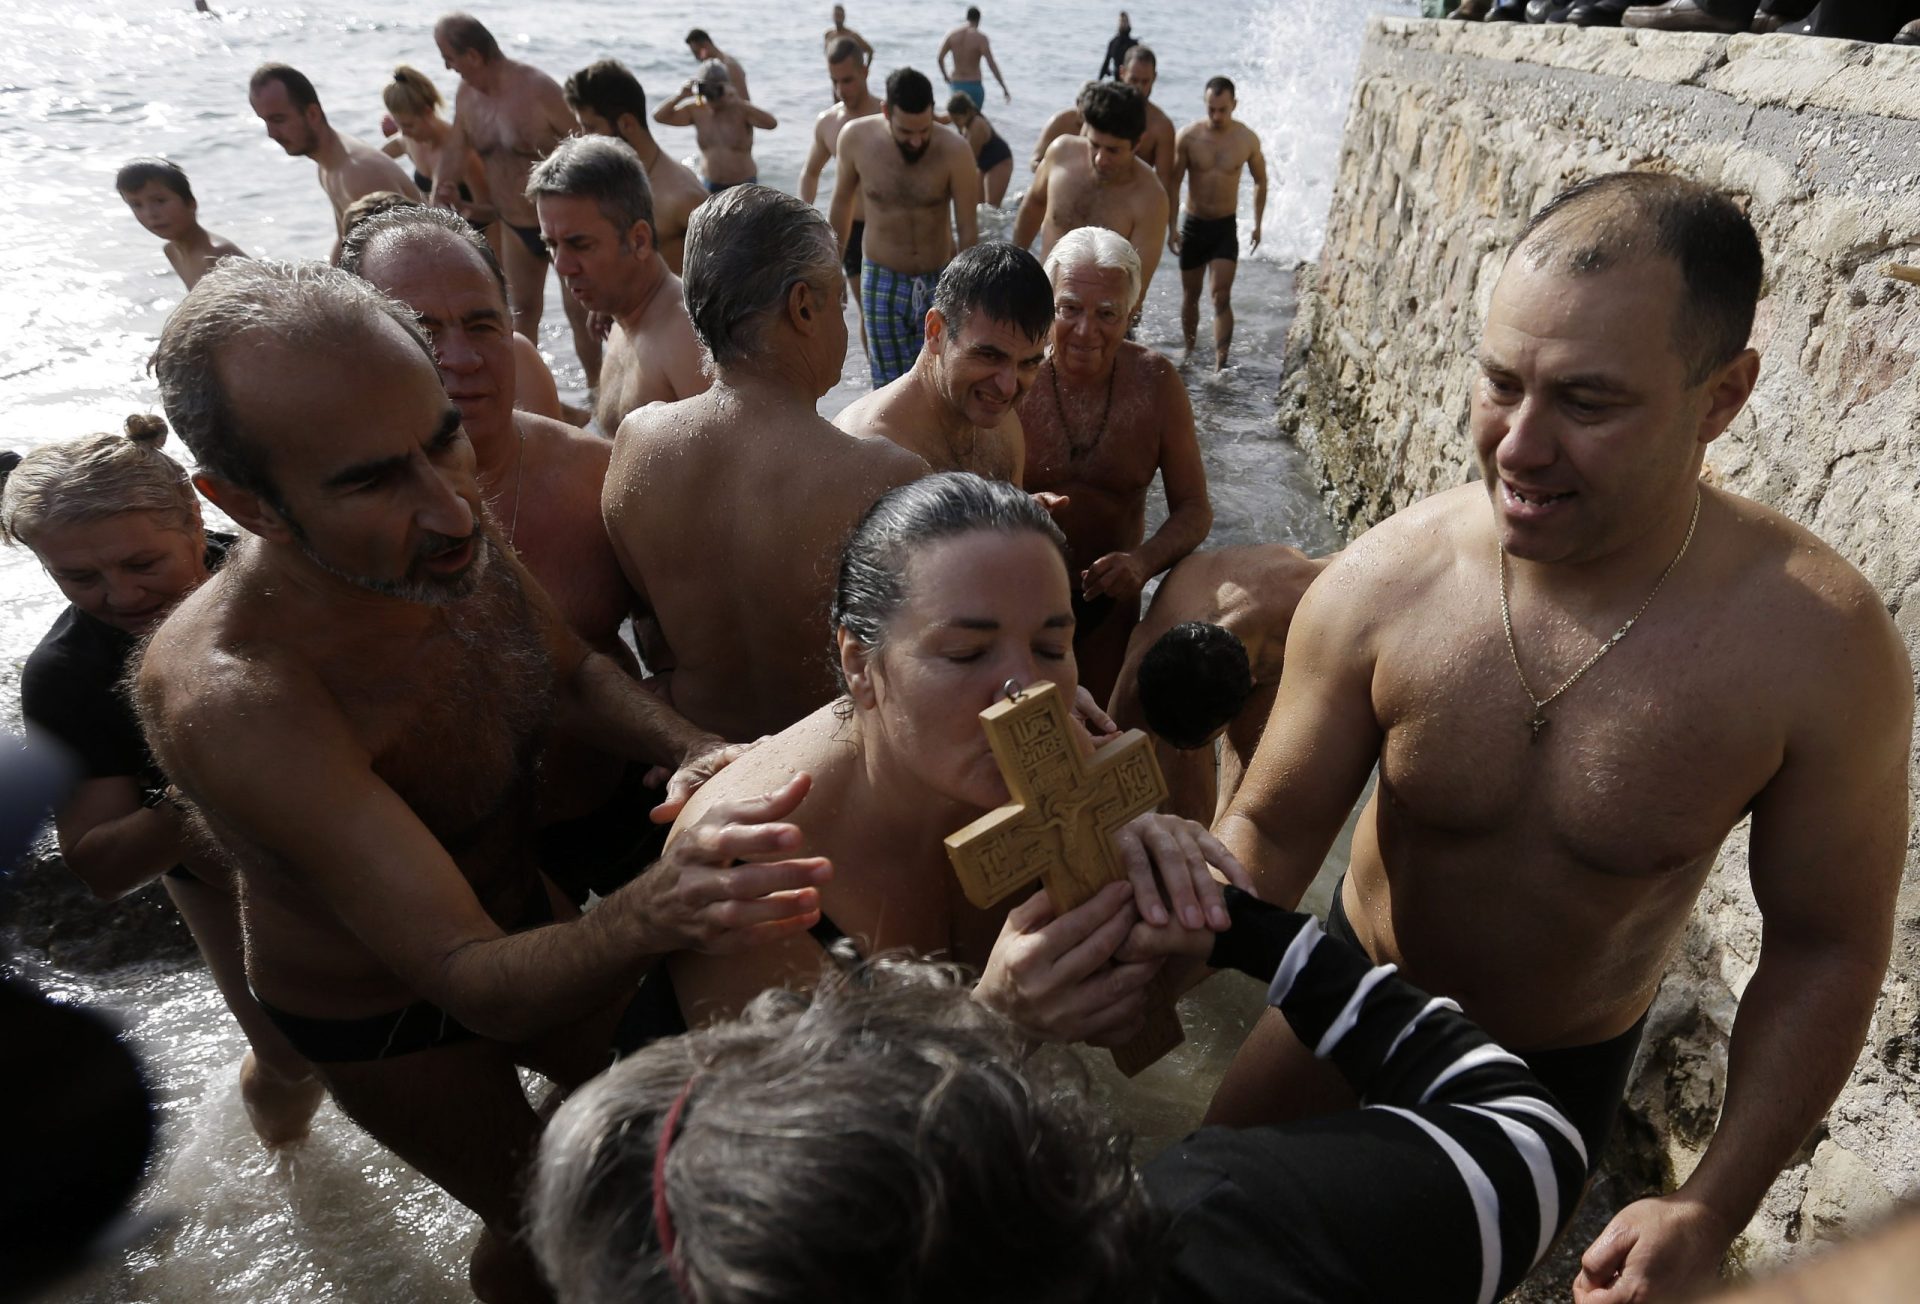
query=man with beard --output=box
[136,259,829,1303]
[834,242,1050,482]
[606,188,926,741]
[247,64,419,259]
[1031,46,1177,199]
[430,13,598,388]
[1014,80,1168,321]
[1020,227,1211,706]
[528,137,708,435]
[340,206,662,903]
[830,67,980,387]
[562,59,709,275]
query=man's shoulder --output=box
[1718,489,1896,638]
[519,410,610,469]
[1335,485,1481,591]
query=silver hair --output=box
[0,415,197,547]
[151,258,433,500]
[1042,226,1141,312]
[529,954,1162,1304]
[681,184,841,368]
[526,135,656,237]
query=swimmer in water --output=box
[653,60,777,195]
[114,157,246,290]
[1168,76,1268,370]
[377,66,494,232]
[944,93,1014,207]
[937,5,1009,108]
[821,5,874,67]
[799,37,886,324]
[246,63,421,262]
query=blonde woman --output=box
[3,417,323,1145]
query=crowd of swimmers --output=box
[4,5,1915,1303]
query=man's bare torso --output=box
[1326,484,1860,1047]
[1180,121,1258,219]
[321,135,421,229]
[456,63,568,225]
[691,101,758,185]
[944,26,989,79]
[835,378,1018,482]
[138,532,555,1017]
[815,98,879,218]
[496,412,628,655]
[605,386,926,740]
[643,151,711,274]
[1021,344,1174,570]
[594,277,705,434]
[1040,139,1162,252]
[842,116,966,274]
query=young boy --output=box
[116,158,246,289]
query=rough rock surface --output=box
[1283,16,1920,1291]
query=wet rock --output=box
[2,837,197,972]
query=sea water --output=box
[0,1,1411,1296]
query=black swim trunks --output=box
[844,219,865,281]
[1325,877,1647,1160]
[507,220,550,262]
[253,887,556,1063]
[977,131,1012,173]
[1178,212,1239,271]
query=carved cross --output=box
[945,681,1183,1076]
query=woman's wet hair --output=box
[946,92,976,119]
[681,185,839,368]
[0,415,198,548]
[1137,621,1254,750]
[381,66,442,119]
[529,954,1162,1304]
[115,157,194,205]
[832,473,1069,682]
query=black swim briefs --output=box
[507,220,550,263]
[1325,877,1648,1161]
[977,131,1012,173]
[252,888,556,1063]
[845,219,865,281]
[1178,212,1239,271]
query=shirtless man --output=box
[529,137,708,435]
[605,188,925,741]
[937,6,1009,108]
[1030,47,1176,198]
[654,61,776,194]
[431,13,597,386]
[340,207,662,901]
[834,241,1049,482]
[829,67,980,387]
[799,39,884,320]
[138,259,825,1302]
[1169,77,1267,369]
[1189,174,1911,1302]
[1019,227,1211,705]
[684,30,749,102]
[563,59,709,275]
[247,64,420,260]
[1014,81,1169,319]
[1109,544,1329,824]
[822,5,873,67]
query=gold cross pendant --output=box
[1529,713,1549,742]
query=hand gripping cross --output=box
[945,681,1183,1075]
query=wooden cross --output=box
[945,681,1183,1076]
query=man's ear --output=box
[923,306,947,353]
[788,277,818,327]
[837,627,879,710]
[193,474,294,544]
[626,219,655,257]
[1697,347,1760,448]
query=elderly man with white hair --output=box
[1020,225,1212,705]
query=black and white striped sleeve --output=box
[1144,888,1589,1304]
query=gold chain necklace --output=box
[505,425,526,546]
[1499,489,1700,743]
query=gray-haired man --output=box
[529,136,709,435]
[603,186,926,741]
[135,258,833,1301]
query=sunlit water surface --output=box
[0,0,1411,1296]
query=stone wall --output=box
[1283,17,1920,1277]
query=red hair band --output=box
[653,1075,699,1299]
